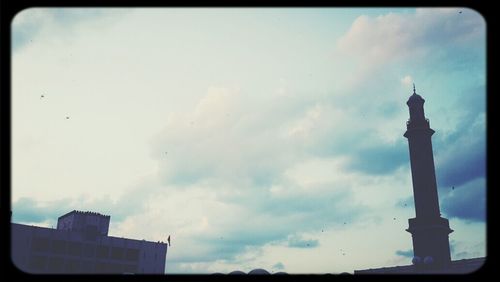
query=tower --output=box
[403,85,453,270]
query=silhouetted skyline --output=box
[404,87,453,270]
[12,210,168,274]
[11,8,485,273]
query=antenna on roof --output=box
[413,83,416,94]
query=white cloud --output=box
[336,8,484,68]
[401,75,413,86]
[150,86,309,188]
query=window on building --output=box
[80,261,94,273]
[67,242,82,256]
[47,257,64,273]
[30,237,50,253]
[27,255,47,273]
[95,262,113,274]
[81,244,95,258]
[108,263,123,273]
[96,245,109,259]
[51,240,67,254]
[110,247,124,260]
[64,259,80,273]
[124,248,139,261]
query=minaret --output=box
[403,85,453,270]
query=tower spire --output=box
[413,83,416,94]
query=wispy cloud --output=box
[287,234,319,249]
[12,8,119,51]
[395,249,414,258]
[11,197,72,224]
[272,262,285,270]
[440,178,486,222]
[435,86,486,188]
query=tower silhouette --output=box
[403,85,453,270]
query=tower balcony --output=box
[406,118,430,129]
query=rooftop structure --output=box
[11,210,168,274]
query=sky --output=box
[11,8,486,274]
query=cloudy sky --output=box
[11,8,486,274]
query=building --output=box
[354,257,485,274]
[404,85,454,269]
[11,210,168,274]
[354,86,485,274]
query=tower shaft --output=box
[403,90,453,269]
[405,126,440,218]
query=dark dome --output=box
[273,271,289,275]
[339,272,352,275]
[228,270,246,275]
[248,268,270,275]
[407,93,425,105]
[408,93,424,101]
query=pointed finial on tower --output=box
[413,83,416,94]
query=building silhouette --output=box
[11,210,168,274]
[354,87,485,274]
[404,85,453,270]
